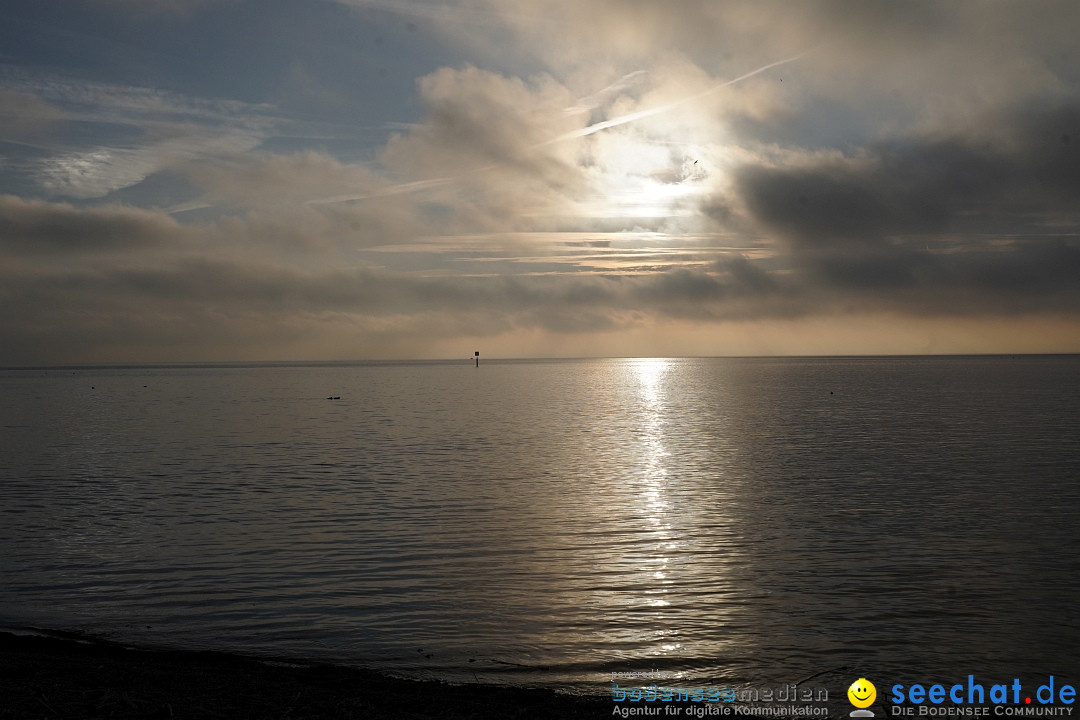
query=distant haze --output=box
[1,1,1079,363]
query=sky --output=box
[1,0,1078,364]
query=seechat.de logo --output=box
[848,678,877,718]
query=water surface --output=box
[1,356,1077,693]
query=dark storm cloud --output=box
[0,241,784,356]
[0,195,183,253]
[729,100,1080,313]
[718,254,779,294]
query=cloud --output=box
[0,195,185,254]
[0,90,68,140]
[0,68,277,199]
[0,192,778,362]
[725,98,1080,315]
[381,65,580,182]
[3,0,1080,362]
[183,151,385,208]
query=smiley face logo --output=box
[848,678,877,709]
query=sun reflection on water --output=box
[626,359,683,652]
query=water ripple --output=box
[1,357,1078,691]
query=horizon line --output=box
[3,351,1077,371]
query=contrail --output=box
[545,51,809,145]
[564,70,650,115]
[308,51,811,205]
[306,176,468,205]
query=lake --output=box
[1,356,1077,695]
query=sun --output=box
[585,129,708,221]
[616,174,690,219]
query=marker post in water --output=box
[474,351,479,368]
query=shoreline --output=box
[0,629,618,719]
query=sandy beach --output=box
[0,630,616,719]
